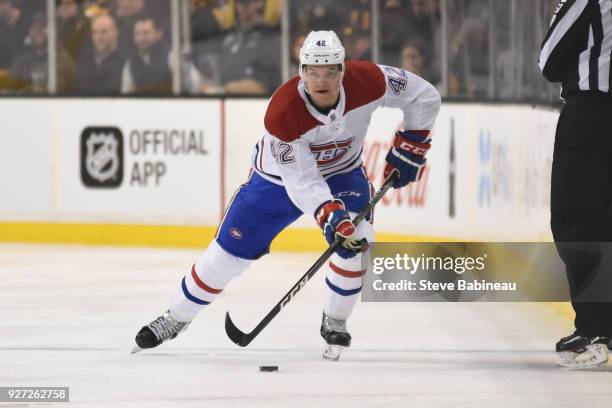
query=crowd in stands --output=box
[0,0,560,100]
[191,0,282,95]
[289,0,559,99]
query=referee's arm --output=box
[539,0,595,82]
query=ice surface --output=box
[1,244,611,407]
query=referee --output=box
[539,0,612,369]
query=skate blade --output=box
[131,345,144,354]
[557,344,609,369]
[323,345,344,361]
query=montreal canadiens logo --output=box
[310,137,354,166]
[230,227,243,240]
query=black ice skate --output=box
[556,331,610,369]
[320,312,351,361]
[132,310,190,353]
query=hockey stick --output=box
[224,171,398,347]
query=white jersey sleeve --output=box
[378,65,442,132]
[267,134,334,216]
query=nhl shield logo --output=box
[80,127,124,188]
[86,134,118,182]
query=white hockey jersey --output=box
[251,60,441,217]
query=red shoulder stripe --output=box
[343,61,386,113]
[264,77,321,142]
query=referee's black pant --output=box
[551,91,612,337]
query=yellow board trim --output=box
[0,222,218,248]
[0,222,451,251]
[545,302,574,321]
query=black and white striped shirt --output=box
[539,0,612,98]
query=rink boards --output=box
[0,99,559,248]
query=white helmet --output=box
[299,30,345,79]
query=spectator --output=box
[58,0,79,21]
[82,0,112,17]
[399,38,438,85]
[401,42,424,70]
[405,0,440,39]
[399,39,424,75]
[57,0,89,61]
[341,0,371,37]
[219,0,280,95]
[19,0,44,16]
[405,0,442,82]
[189,0,235,93]
[291,0,343,34]
[262,0,282,28]
[121,14,170,94]
[449,15,490,98]
[0,0,28,70]
[190,0,277,89]
[344,31,371,61]
[191,0,233,41]
[76,13,125,94]
[115,0,145,18]
[11,12,75,93]
[289,32,307,77]
[122,14,201,95]
[332,0,372,61]
[380,0,411,63]
[114,0,152,50]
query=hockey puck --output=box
[259,365,278,372]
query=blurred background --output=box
[0,0,560,103]
[0,0,561,247]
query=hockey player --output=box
[133,30,441,359]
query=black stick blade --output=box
[225,312,251,347]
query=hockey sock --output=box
[323,251,366,320]
[169,240,251,322]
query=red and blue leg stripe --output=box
[325,278,362,296]
[181,277,210,305]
